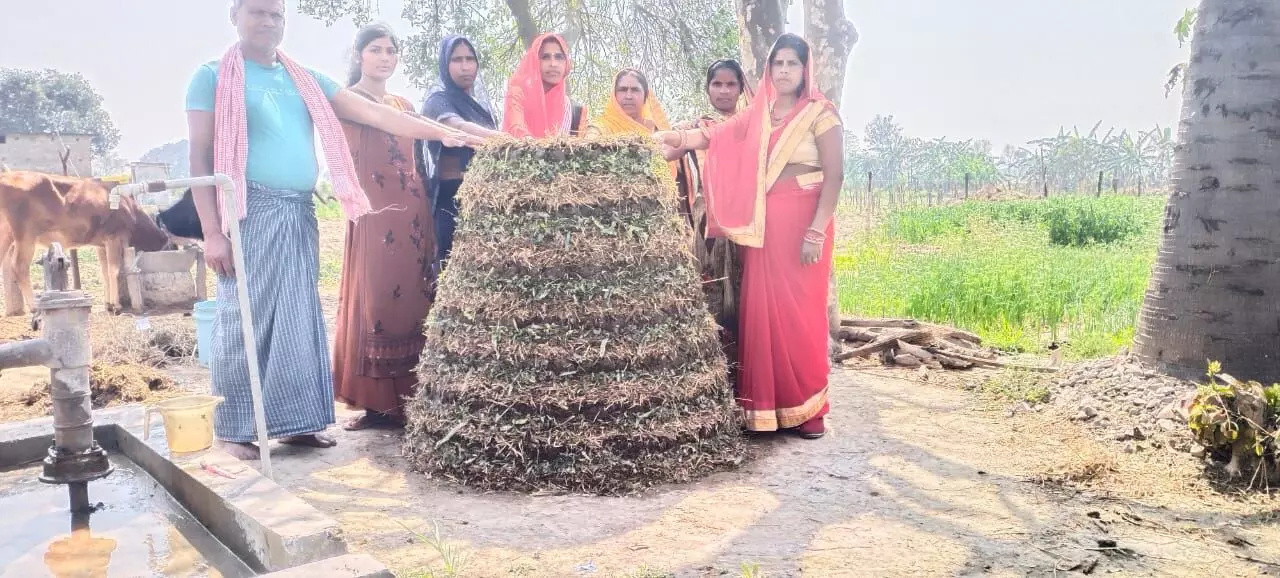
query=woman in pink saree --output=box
[655,34,843,439]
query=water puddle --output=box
[0,454,254,577]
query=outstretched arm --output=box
[438,116,505,139]
[654,129,710,151]
[332,89,477,146]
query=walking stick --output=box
[111,175,274,479]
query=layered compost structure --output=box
[404,136,745,494]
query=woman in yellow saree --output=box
[591,68,672,137]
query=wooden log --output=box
[195,249,208,302]
[936,339,997,359]
[838,327,878,343]
[944,329,983,344]
[939,336,982,351]
[834,329,930,362]
[892,354,922,368]
[939,350,1058,373]
[896,340,935,362]
[69,249,82,290]
[935,354,975,370]
[841,317,919,329]
[125,248,144,313]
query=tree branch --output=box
[506,0,539,48]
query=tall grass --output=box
[836,195,1164,358]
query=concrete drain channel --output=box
[0,240,392,577]
[0,407,392,577]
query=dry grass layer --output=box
[404,137,745,495]
[0,313,192,421]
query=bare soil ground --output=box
[162,360,1280,577]
[2,219,1278,576]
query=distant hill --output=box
[139,139,189,178]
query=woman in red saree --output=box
[655,34,843,439]
[503,33,590,137]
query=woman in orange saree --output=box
[655,34,843,439]
[503,33,590,138]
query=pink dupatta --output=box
[700,37,836,248]
[213,44,370,235]
[502,33,574,138]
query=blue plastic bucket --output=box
[193,300,217,367]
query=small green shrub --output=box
[1187,361,1280,487]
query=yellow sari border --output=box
[741,387,829,431]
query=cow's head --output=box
[127,199,173,253]
[155,189,204,242]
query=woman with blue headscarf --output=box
[419,35,504,264]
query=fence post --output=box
[865,171,873,231]
[1040,149,1048,198]
[1138,175,1144,196]
[1096,171,1103,197]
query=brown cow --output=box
[0,171,170,316]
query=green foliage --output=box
[844,116,1174,195]
[399,520,470,578]
[979,369,1052,405]
[1175,8,1197,47]
[0,68,120,156]
[1188,362,1280,476]
[1167,10,1196,98]
[296,0,740,121]
[837,196,1164,356]
[885,195,1161,247]
[1045,198,1151,246]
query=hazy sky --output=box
[0,0,1196,160]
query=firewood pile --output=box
[834,317,1057,373]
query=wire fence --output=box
[835,169,1170,216]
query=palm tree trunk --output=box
[1133,0,1280,382]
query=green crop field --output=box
[834,195,1166,359]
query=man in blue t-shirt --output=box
[187,0,477,461]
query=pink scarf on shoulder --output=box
[213,44,370,235]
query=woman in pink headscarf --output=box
[655,34,843,439]
[503,33,590,138]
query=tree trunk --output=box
[1133,0,1280,382]
[735,0,788,86]
[506,0,538,48]
[803,0,859,107]
[803,0,858,358]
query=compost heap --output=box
[404,136,745,495]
